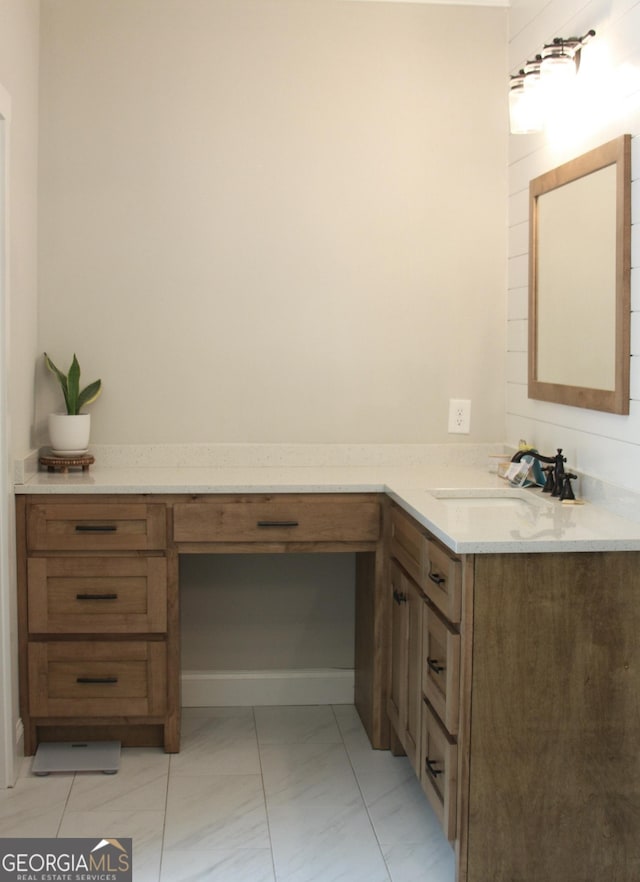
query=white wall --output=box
[0,0,40,782]
[37,0,507,445]
[507,0,640,490]
[181,554,355,671]
[0,0,40,455]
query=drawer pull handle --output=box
[428,571,445,587]
[393,589,407,605]
[74,525,117,533]
[76,676,118,684]
[425,757,443,778]
[427,657,445,674]
[76,593,118,601]
[256,520,299,528]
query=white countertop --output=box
[16,454,640,554]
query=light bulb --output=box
[509,73,544,134]
[541,44,577,86]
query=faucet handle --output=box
[542,466,555,494]
[560,472,577,501]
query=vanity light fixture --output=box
[509,29,595,134]
[541,31,595,83]
[509,65,543,135]
[508,74,525,133]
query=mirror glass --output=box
[528,135,631,414]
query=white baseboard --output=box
[181,668,354,707]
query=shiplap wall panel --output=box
[633,268,640,310]
[508,219,528,258]
[507,0,640,491]
[508,318,528,352]
[631,313,640,354]
[508,286,528,321]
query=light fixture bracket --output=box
[542,29,595,73]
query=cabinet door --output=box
[404,578,423,773]
[387,560,423,774]
[387,560,408,738]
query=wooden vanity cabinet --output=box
[16,491,387,756]
[387,502,640,882]
[16,495,176,755]
[17,489,640,879]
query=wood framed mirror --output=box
[528,134,631,414]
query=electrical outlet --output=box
[448,399,471,434]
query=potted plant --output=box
[44,353,102,453]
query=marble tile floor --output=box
[1,705,455,882]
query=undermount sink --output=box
[428,487,548,511]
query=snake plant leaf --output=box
[67,354,81,415]
[44,353,70,411]
[77,378,102,411]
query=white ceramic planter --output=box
[48,413,91,454]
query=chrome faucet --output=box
[510,448,569,497]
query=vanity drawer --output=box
[27,503,167,552]
[27,557,167,634]
[173,497,381,543]
[421,700,458,842]
[423,603,460,736]
[424,540,462,623]
[28,641,167,718]
[390,507,428,585]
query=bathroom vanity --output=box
[386,498,640,882]
[15,492,386,755]
[14,455,640,882]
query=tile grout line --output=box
[330,705,394,882]
[156,750,172,882]
[254,706,278,882]
[56,770,77,838]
